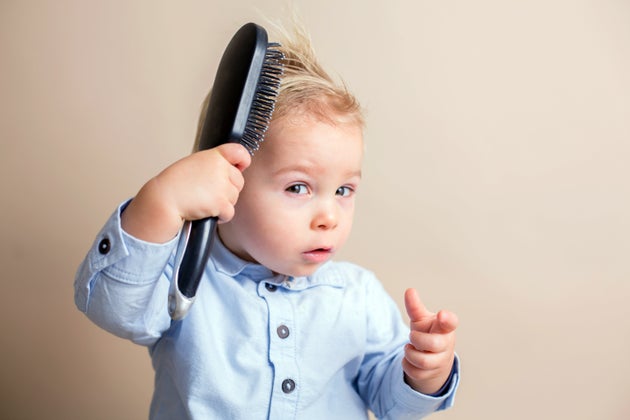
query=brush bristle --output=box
[241,43,284,154]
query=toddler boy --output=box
[74,24,460,419]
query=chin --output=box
[294,263,327,278]
[275,263,324,278]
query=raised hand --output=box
[402,288,458,395]
[121,143,251,243]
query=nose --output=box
[310,200,338,231]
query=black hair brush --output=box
[168,23,283,320]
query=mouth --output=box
[302,247,334,263]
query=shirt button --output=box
[281,379,296,394]
[265,283,277,292]
[277,325,290,339]
[98,238,111,255]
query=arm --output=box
[356,277,459,419]
[74,144,251,344]
[73,202,177,345]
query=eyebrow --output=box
[272,164,362,179]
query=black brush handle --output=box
[168,216,217,320]
[177,217,216,297]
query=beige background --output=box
[2,1,629,419]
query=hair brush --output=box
[168,23,283,320]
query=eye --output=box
[286,183,309,195]
[336,186,354,197]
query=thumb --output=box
[404,288,434,323]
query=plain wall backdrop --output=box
[1,1,629,419]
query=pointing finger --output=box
[404,288,434,323]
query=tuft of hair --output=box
[267,19,365,128]
[193,19,364,152]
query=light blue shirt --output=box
[74,202,459,419]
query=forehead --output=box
[257,114,363,167]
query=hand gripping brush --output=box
[168,23,284,320]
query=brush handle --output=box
[168,217,217,320]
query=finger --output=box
[403,344,447,371]
[215,181,242,220]
[409,330,448,354]
[218,143,252,171]
[227,165,245,192]
[433,310,459,334]
[216,203,236,223]
[404,288,434,323]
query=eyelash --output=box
[336,186,354,197]
[285,184,355,197]
[286,184,309,195]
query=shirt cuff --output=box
[87,199,178,284]
[427,356,458,397]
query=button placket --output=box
[261,282,300,416]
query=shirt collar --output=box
[211,235,276,281]
[210,235,345,289]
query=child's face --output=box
[218,113,363,277]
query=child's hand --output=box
[121,143,251,243]
[402,288,458,395]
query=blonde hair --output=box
[194,20,363,150]
[270,22,364,127]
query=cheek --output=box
[244,215,295,265]
[337,205,356,239]
[257,206,298,238]
[235,193,293,239]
